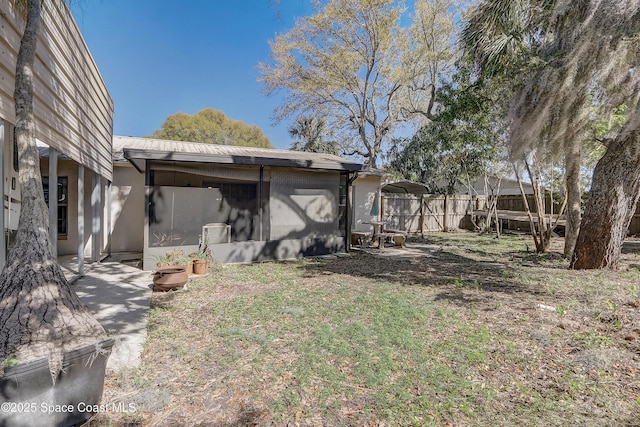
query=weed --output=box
[452,277,481,290]
[572,332,612,349]
[604,299,618,312]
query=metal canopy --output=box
[381,180,430,194]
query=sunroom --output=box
[115,137,361,269]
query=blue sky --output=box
[70,0,315,150]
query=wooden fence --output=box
[381,194,477,234]
[495,194,561,214]
[381,193,640,236]
[497,195,640,235]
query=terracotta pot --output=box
[192,259,209,275]
[153,266,188,291]
[0,339,115,427]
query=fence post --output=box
[443,195,449,232]
[420,194,425,237]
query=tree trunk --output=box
[564,140,582,259]
[0,0,106,379]
[571,130,640,269]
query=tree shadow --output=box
[297,242,549,299]
[221,187,345,264]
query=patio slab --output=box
[61,253,153,371]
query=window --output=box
[42,176,68,236]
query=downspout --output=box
[144,160,153,270]
[346,171,358,253]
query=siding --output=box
[0,0,113,179]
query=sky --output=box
[70,0,315,150]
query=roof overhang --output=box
[382,180,429,194]
[123,148,362,173]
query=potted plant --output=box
[192,238,212,275]
[166,249,184,258]
[192,251,210,275]
[187,252,198,275]
[155,251,188,269]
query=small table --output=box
[366,220,385,234]
[364,221,387,248]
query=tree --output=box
[513,154,567,253]
[461,0,583,257]
[288,115,338,154]
[463,0,640,268]
[150,108,273,148]
[260,0,462,168]
[387,70,505,194]
[0,0,106,378]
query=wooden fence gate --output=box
[381,194,477,234]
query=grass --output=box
[89,232,640,426]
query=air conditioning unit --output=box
[202,223,231,244]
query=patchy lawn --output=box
[89,233,640,426]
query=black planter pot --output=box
[0,338,115,427]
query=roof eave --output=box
[123,148,362,172]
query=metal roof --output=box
[382,180,430,194]
[113,136,362,172]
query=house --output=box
[111,137,361,269]
[2,0,113,273]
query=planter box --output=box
[0,338,114,427]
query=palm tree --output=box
[462,0,582,257]
[288,116,338,155]
[463,0,640,269]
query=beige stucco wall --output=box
[1,0,113,179]
[110,164,144,253]
[352,174,383,233]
